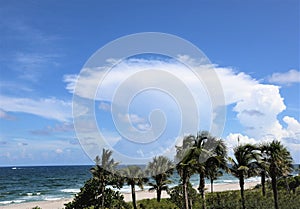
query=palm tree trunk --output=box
[271,176,279,209]
[189,197,193,209]
[239,176,245,209]
[157,188,161,202]
[100,181,105,208]
[131,183,137,209]
[210,178,214,206]
[198,171,206,209]
[261,170,266,196]
[183,179,189,209]
[284,177,290,193]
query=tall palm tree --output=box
[121,165,148,209]
[90,148,119,208]
[146,156,174,202]
[192,131,227,209]
[260,140,293,209]
[229,144,259,209]
[175,135,195,209]
[257,144,269,196]
[176,131,227,209]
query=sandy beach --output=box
[123,181,259,201]
[0,181,259,209]
[0,198,73,209]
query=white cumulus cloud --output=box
[63,56,300,162]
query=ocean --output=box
[0,165,274,206]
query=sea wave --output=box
[19,192,42,196]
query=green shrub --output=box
[168,183,201,209]
[204,188,300,209]
[64,178,130,209]
[137,198,178,209]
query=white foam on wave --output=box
[117,185,152,194]
[13,200,26,203]
[60,188,80,193]
[0,201,13,205]
[0,199,26,205]
[222,180,238,183]
[45,197,63,201]
[245,176,260,182]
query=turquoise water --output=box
[0,165,266,205]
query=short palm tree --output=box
[205,157,223,193]
[146,156,174,202]
[260,140,293,209]
[205,138,228,193]
[229,144,259,209]
[121,165,148,209]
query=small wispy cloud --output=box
[98,101,111,111]
[1,17,63,83]
[118,113,151,131]
[268,69,300,85]
[0,81,33,93]
[0,109,16,120]
[63,74,78,94]
[14,52,61,82]
[30,123,74,135]
[0,96,71,122]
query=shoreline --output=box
[0,181,260,209]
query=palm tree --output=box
[90,148,119,208]
[229,144,259,209]
[191,131,227,209]
[205,158,223,193]
[260,140,293,209]
[205,139,228,193]
[146,156,174,202]
[176,131,227,209]
[257,144,269,196]
[175,135,195,209]
[121,165,148,209]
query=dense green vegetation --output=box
[63,131,299,209]
[134,188,300,209]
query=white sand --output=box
[0,198,72,209]
[0,181,259,209]
[123,181,259,202]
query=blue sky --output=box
[0,0,299,166]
